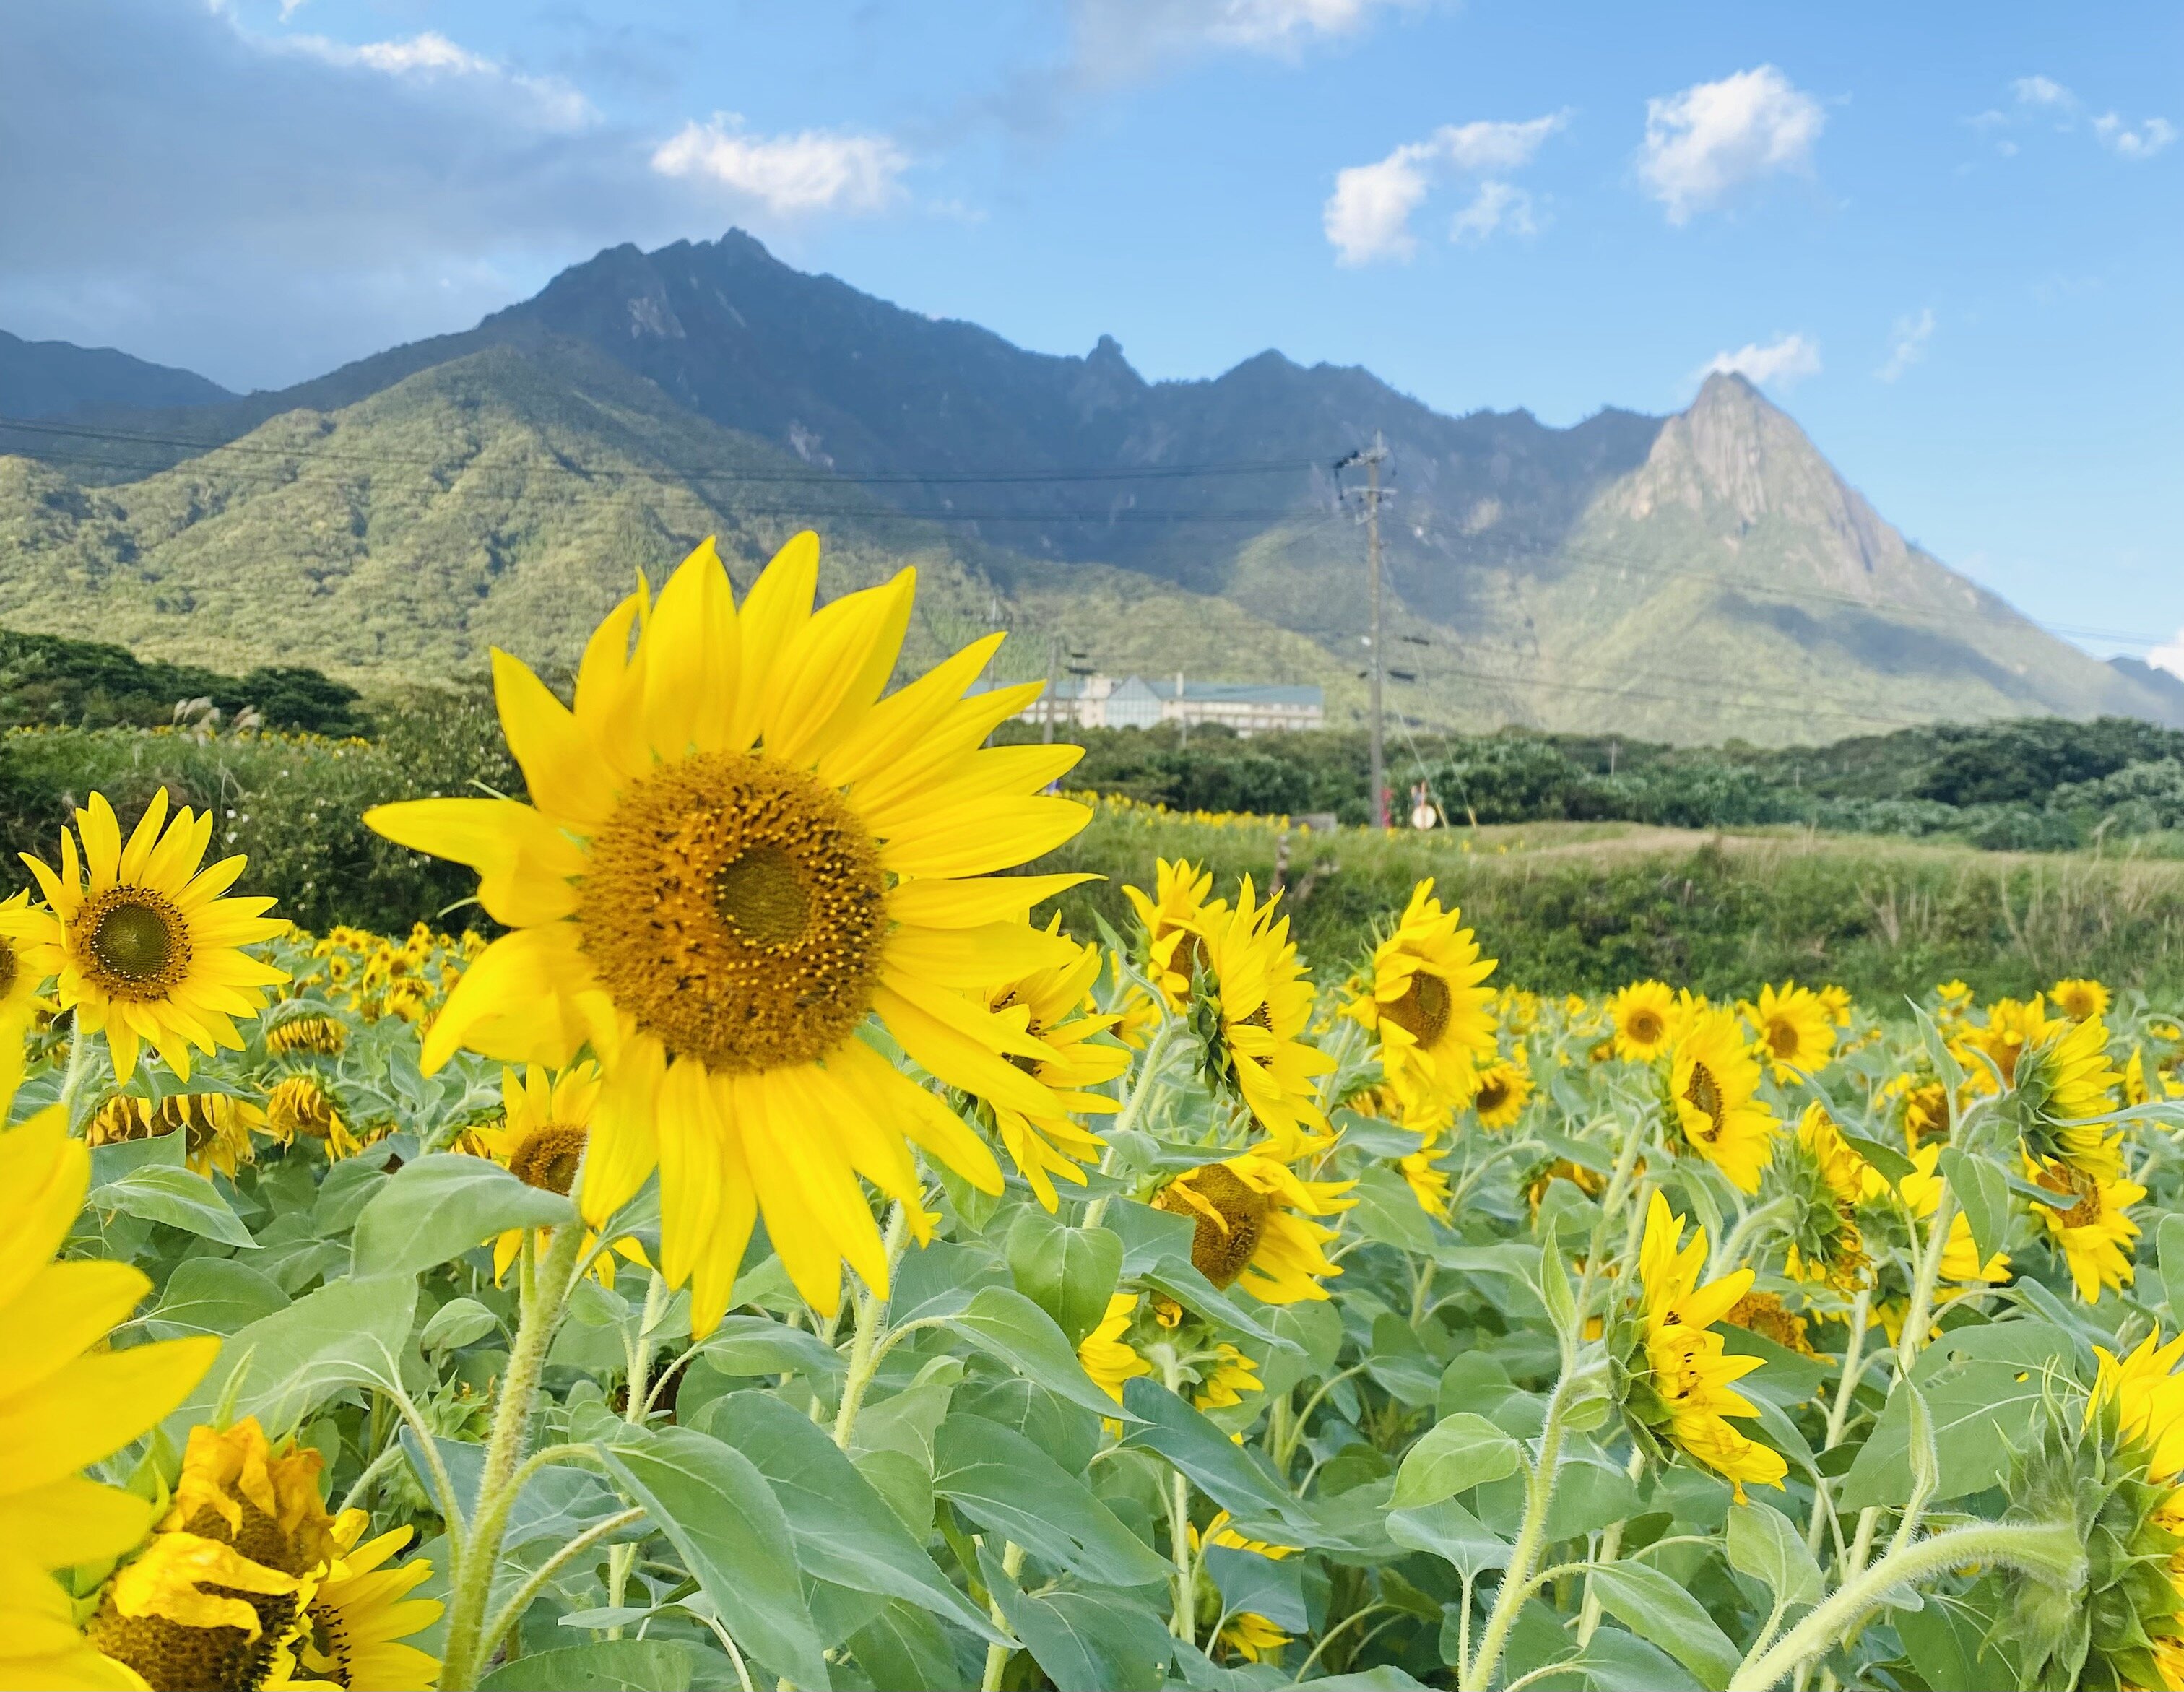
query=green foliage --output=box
[0,624,368,735]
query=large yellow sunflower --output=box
[1192,879,1334,1157]
[1746,981,1835,1082]
[1665,1007,1779,1193]
[1124,858,1221,1012]
[2,790,286,1084]
[84,1418,440,1691]
[1153,1152,1353,1303]
[969,918,1127,1210]
[0,1109,217,1692]
[1633,1192,1788,1497]
[366,534,1095,1327]
[1606,980,1681,1064]
[2027,1147,2143,1304]
[1346,879,1497,1116]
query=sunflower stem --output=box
[1161,1354,1200,1644]
[1086,1021,1179,1231]
[1461,1370,1573,1692]
[441,1218,588,1690]
[57,1010,92,1129]
[1806,1287,1871,1558]
[1725,1522,2083,1691]
[833,1203,909,1450]
[979,1539,1027,1691]
[1894,1180,1956,1375]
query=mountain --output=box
[0,230,2172,742]
[0,329,233,421]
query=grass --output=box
[1034,801,2184,1003]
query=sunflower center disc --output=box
[77,887,193,1000]
[578,752,888,1073]
[511,1124,589,1195]
[0,937,16,999]
[1477,1075,1509,1114]
[1768,1021,1800,1059]
[1627,1009,1663,1045]
[1685,1059,1724,1140]
[1156,1163,1269,1289]
[1385,971,1451,1046]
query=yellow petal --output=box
[874,983,1061,1117]
[493,650,621,830]
[727,530,817,752]
[419,926,597,1072]
[887,872,1097,928]
[0,1337,220,1498]
[641,537,741,758]
[363,799,585,927]
[820,632,1005,789]
[880,796,1090,878]
[762,569,916,768]
[578,1038,664,1228]
[885,921,1079,989]
[0,1477,154,1570]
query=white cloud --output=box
[2011,74,2076,111]
[1450,180,1535,243]
[282,29,594,130]
[2095,112,2177,157]
[1067,0,1416,79]
[1639,65,1825,225]
[651,118,910,214]
[2152,628,2184,682]
[1696,331,1821,389]
[1325,113,1564,264]
[1876,307,1934,383]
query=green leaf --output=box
[1348,1166,1439,1252]
[419,1296,500,1355]
[1005,1207,1123,1344]
[2159,1213,2184,1319]
[1386,1496,1512,1579]
[145,1257,289,1338]
[408,1433,634,1555]
[1937,1148,2009,1267]
[1204,1543,1309,1631]
[598,1425,831,1691]
[1896,1586,2024,1692]
[349,1153,573,1280]
[1391,1413,1522,1509]
[1588,1561,1741,1691]
[846,1600,967,1692]
[1538,1246,1577,1340]
[1839,1323,2074,1510]
[479,1641,712,1691]
[984,1550,1173,1692]
[1841,1129,1915,1183]
[1118,1376,1320,1542]
[932,1413,1170,1587]
[696,1314,846,1383]
[91,1163,256,1246]
[168,1274,417,1437]
[1725,1499,1821,1608]
[694,1391,1004,1644]
[942,1285,1140,1423]
[1366,1314,1442,1407]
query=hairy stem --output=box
[1462,1375,1572,1692]
[834,1204,910,1450]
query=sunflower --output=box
[2014,1011,2127,1178]
[1876,1146,2011,1347]
[0,1109,217,1692]
[0,891,43,1098]
[1345,880,1497,1116]
[1746,981,1835,1082]
[1190,879,1334,1156]
[1817,984,1854,1028]
[1722,1290,1816,1358]
[967,918,1127,1210]
[1470,1051,1533,1129]
[263,1013,346,1058]
[1184,1511,1295,1662]
[2051,977,2112,1023]
[84,1418,440,1691]
[1193,1343,1264,1410]
[1959,994,2050,1088]
[366,534,1097,1328]
[1665,1007,1778,1193]
[263,1075,360,1159]
[86,1092,268,1181]
[1776,1103,1879,1290]
[1399,1129,1452,1220]
[1124,858,1221,1012]
[1606,980,1681,1063]
[464,1063,648,1289]
[1153,1152,1352,1303]
[1629,1192,1788,1496]
[1078,1293,1151,1404]
[1,789,285,1084]
[1883,1072,1953,1149]
[2027,1148,2143,1304]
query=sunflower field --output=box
[14,537,2184,1692]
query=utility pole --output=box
[1041,632,1061,744]
[1336,432,1391,828]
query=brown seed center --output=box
[1384,970,1451,1046]
[1684,1059,1724,1141]
[509,1124,589,1195]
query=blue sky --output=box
[3,1,2178,665]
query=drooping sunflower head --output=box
[1746,981,1835,1081]
[368,534,1095,1327]
[1606,979,1681,1063]
[5,789,287,1083]
[1347,878,1497,1113]
[1153,1152,1352,1303]
[2052,976,2112,1023]
[87,1092,266,1180]
[1470,1052,1533,1130]
[264,1074,355,1158]
[1664,1007,1779,1194]
[2028,1150,2144,1305]
[1190,878,1333,1154]
[263,1010,347,1057]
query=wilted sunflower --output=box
[1470,1051,1533,1129]
[0,1108,217,1692]
[1346,879,1497,1116]
[1124,857,1221,1011]
[85,1418,439,1692]
[464,1062,648,1289]
[262,1012,346,1057]
[1626,1192,1788,1498]
[2027,1147,2143,1304]
[966,918,1127,1210]
[1153,1152,1352,1303]
[1,789,285,1083]
[367,533,1096,1327]
[1665,1007,1779,1193]
[1745,981,1835,1082]
[1078,1293,1152,1404]
[1191,879,1334,1156]
[1606,979,1681,1063]
[2050,976,2112,1023]
[86,1092,267,1180]
[263,1074,361,1159]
